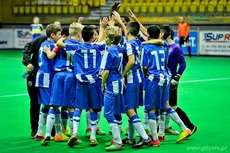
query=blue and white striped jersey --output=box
[100,46,125,94]
[54,38,78,72]
[123,39,143,83]
[141,43,168,87]
[65,42,105,83]
[35,40,56,88]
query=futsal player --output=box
[34,24,61,140]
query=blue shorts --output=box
[144,79,169,110]
[38,87,51,105]
[49,71,76,107]
[104,90,126,118]
[74,79,103,110]
[124,83,143,110]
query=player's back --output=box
[102,46,124,82]
[124,39,143,83]
[142,44,168,86]
[74,42,105,83]
[54,38,78,72]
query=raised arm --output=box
[112,11,127,37]
[128,9,148,37]
[97,17,109,43]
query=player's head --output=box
[126,21,140,37]
[81,26,95,42]
[105,26,122,46]
[89,25,99,42]
[180,17,185,23]
[54,21,61,28]
[160,24,171,40]
[61,26,70,39]
[69,22,84,42]
[46,24,62,42]
[147,25,160,40]
[33,16,39,24]
[121,16,130,26]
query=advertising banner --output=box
[0,29,14,48]
[174,31,198,55]
[199,31,230,56]
[14,29,32,49]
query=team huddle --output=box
[31,10,197,151]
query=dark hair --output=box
[82,26,95,42]
[46,24,62,38]
[61,26,69,36]
[89,25,99,34]
[147,25,160,39]
[169,29,174,39]
[160,24,171,40]
[121,16,130,23]
[126,21,140,37]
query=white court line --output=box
[180,77,230,83]
[0,77,230,98]
[0,93,27,98]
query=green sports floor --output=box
[0,50,230,153]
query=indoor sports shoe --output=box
[85,128,91,138]
[35,133,44,141]
[31,129,37,139]
[68,133,78,147]
[96,127,106,135]
[176,129,191,143]
[158,135,166,142]
[90,138,98,146]
[132,137,151,148]
[54,133,69,142]
[165,127,180,135]
[122,137,136,145]
[105,142,124,151]
[191,126,198,135]
[105,139,115,146]
[62,126,71,137]
[148,139,160,147]
[41,136,51,146]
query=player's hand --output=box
[26,64,34,73]
[78,17,84,24]
[171,79,178,85]
[112,11,121,22]
[128,9,137,21]
[43,45,50,54]
[100,17,109,28]
[184,37,186,40]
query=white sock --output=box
[86,110,91,129]
[144,111,148,129]
[158,111,166,136]
[165,115,171,129]
[128,121,135,140]
[133,122,148,139]
[167,107,187,130]
[90,112,98,139]
[148,113,158,141]
[37,113,47,135]
[54,113,62,136]
[110,123,122,144]
[45,113,56,137]
[61,110,68,131]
